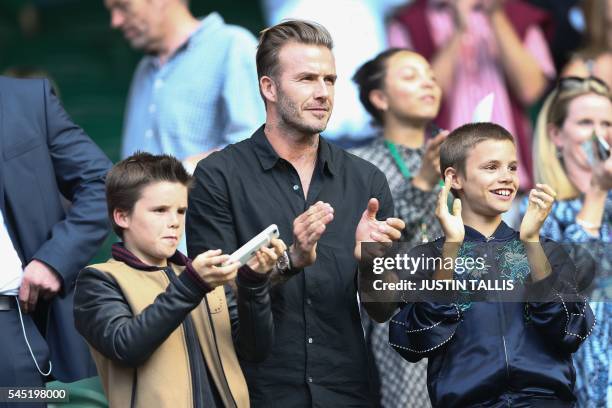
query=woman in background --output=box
[528,76,612,407]
[350,48,445,408]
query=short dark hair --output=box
[353,48,409,125]
[106,152,192,238]
[440,122,515,176]
[256,19,333,81]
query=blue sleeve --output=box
[221,28,265,145]
[389,301,462,362]
[33,79,112,291]
[388,242,463,362]
[525,241,596,354]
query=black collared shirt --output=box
[187,125,393,407]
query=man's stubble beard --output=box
[276,87,331,137]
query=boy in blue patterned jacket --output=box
[389,123,595,407]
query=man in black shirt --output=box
[186,20,405,407]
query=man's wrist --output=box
[288,244,308,269]
[31,259,63,286]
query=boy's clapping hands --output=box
[435,175,464,243]
[520,184,556,242]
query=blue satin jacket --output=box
[389,222,595,407]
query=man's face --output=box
[117,181,187,267]
[104,0,163,52]
[272,42,336,135]
[454,139,519,218]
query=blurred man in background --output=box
[105,0,264,168]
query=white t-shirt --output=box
[0,210,24,295]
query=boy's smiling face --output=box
[452,139,519,218]
[115,181,187,267]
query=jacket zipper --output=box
[164,268,203,408]
[501,335,510,379]
[487,236,511,382]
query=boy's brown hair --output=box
[440,122,515,177]
[106,152,192,238]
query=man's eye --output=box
[178,208,187,215]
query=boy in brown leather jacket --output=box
[74,152,284,407]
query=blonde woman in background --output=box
[526,76,612,407]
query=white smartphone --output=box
[224,224,280,266]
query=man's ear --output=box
[113,208,131,230]
[443,167,463,190]
[260,76,277,104]
[547,123,564,149]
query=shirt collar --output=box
[464,221,516,242]
[186,12,224,49]
[252,125,337,176]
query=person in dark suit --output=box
[0,76,111,391]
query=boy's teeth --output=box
[493,189,511,196]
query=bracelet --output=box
[575,217,601,230]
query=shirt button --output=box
[145,129,154,139]
[307,337,313,344]
[306,298,312,306]
[148,104,157,113]
[292,184,299,191]
[154,79,164,89]
[307,377,313,383]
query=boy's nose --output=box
[168,213,180,227]
[498,169,514,182]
